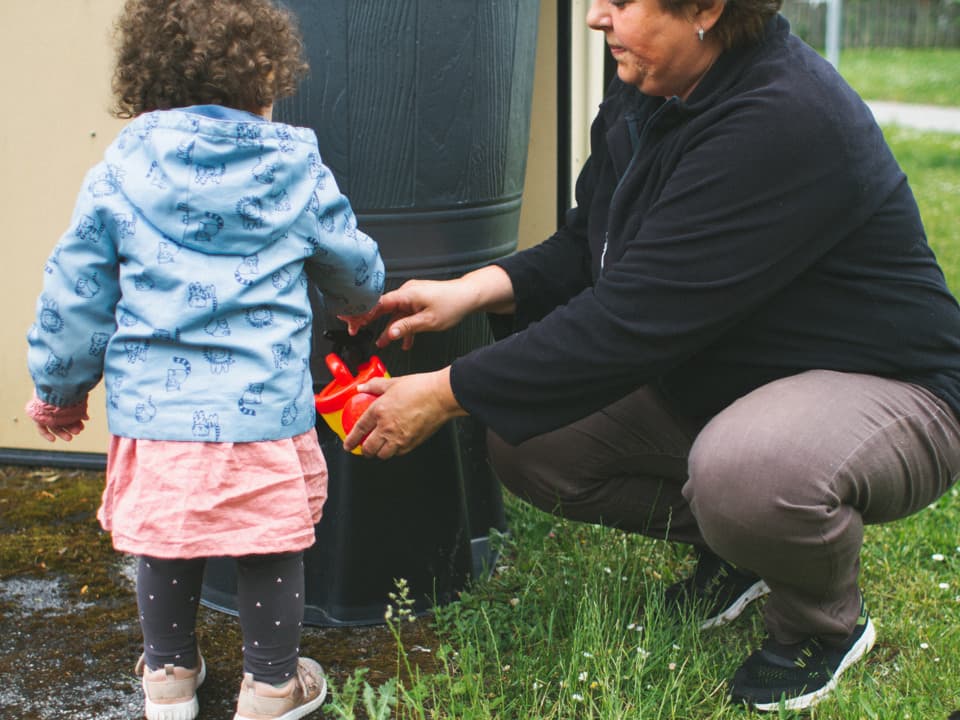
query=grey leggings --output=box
[137,551,305,684]
[488,370,960,644]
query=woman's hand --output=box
[340,265,515,350]
[337,266,511,456]
[340,279,472,350]
[342,367,466,458]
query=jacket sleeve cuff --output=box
[25,394,88,426]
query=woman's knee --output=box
[686,415,811,549]
[687,423,758,519]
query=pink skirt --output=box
[98,430,328,559]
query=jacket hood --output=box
[103,106,323,256]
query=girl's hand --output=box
[24,394,89,443]
[33,417,87,443]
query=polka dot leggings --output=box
[137,551,305,684]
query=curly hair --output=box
[663,0,783,50]
[111,0,309,118]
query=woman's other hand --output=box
[339,279,472,350]
[342,367,466,458]
[339,265,516,350]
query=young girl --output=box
[25,1,384,718]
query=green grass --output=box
[839,48,960,106]
[326,53,960,720]
[840,47,960,291]
[885,128,960,293]
[327,490,960,719]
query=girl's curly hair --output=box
[111,0,309,118]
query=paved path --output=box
[866,101,960,133]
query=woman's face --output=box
[587,0,716,99]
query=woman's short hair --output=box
[664,0,784,49]
[111,0,309,118]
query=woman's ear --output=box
[692,0,726,33]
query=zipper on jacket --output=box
[602,96,680,272]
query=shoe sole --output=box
[701,580,771,630]
[233,676,328,720]
[140,657,207,720]
[143,658,206,720]
[750,616,877,712]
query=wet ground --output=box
[0,466,438,719]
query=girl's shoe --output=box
[234,657,328,720]
[136,653,206,720]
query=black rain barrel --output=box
[201,0,540,626]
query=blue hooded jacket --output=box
[27,106,384,442]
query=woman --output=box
[342,0,960,711]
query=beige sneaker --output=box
[135,653,206,720]
[233,657,327,720]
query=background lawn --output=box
[839,48,960,106]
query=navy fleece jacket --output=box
[450,15,960,445]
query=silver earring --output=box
[697,26,705,41]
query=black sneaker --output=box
[728,595,876,712]
[664,549,770,629]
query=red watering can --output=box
[314,353,388,454]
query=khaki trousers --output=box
[487,370,960,644]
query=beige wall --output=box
[519,3,559,252]
[2,1,127,454]
[0,2,558,456]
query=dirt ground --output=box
[0,465,438,719]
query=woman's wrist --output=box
[458,265,516,315]
[433,367,467,419]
